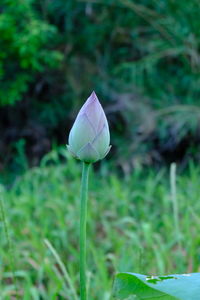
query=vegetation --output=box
[0,149,200,299]
[1,0,200,169]
[0,0,62,106]
[1,0,200,298]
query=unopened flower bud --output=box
[67,92,111,163]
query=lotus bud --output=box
[67,91,111,163]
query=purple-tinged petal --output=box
[77,143,99,163]
[101,145,112,159]
[67,91,111,163]
[92,124,110,158]
[77,92,106,133]
[96,111,109,133]
[77,91,96,116]
[66,145,78,159]
[68,113,96,153]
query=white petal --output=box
[101,145,111,159]
[77,143,99,163]
[66,145,78,159]
[68,114,96,153]
[77,92,107,133]
[92,125,110,158]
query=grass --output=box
[0,148,200,299]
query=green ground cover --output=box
[0,149,200,299]
[1,0,200,169]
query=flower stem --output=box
[80,162,90,300]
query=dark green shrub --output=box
[1,0,200,171]
[0,0,63,105]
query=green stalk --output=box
[80,162,90,300]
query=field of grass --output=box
[0,148,200,299]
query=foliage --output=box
[113,272,200,300]
[1,0,200,168]
[0,0,62,105]
[1,149,200,298]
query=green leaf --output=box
[113,272,200,300]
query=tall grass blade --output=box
[44,238,78,300]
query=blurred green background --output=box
[1,0,200,178]
[1,0,200,299]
